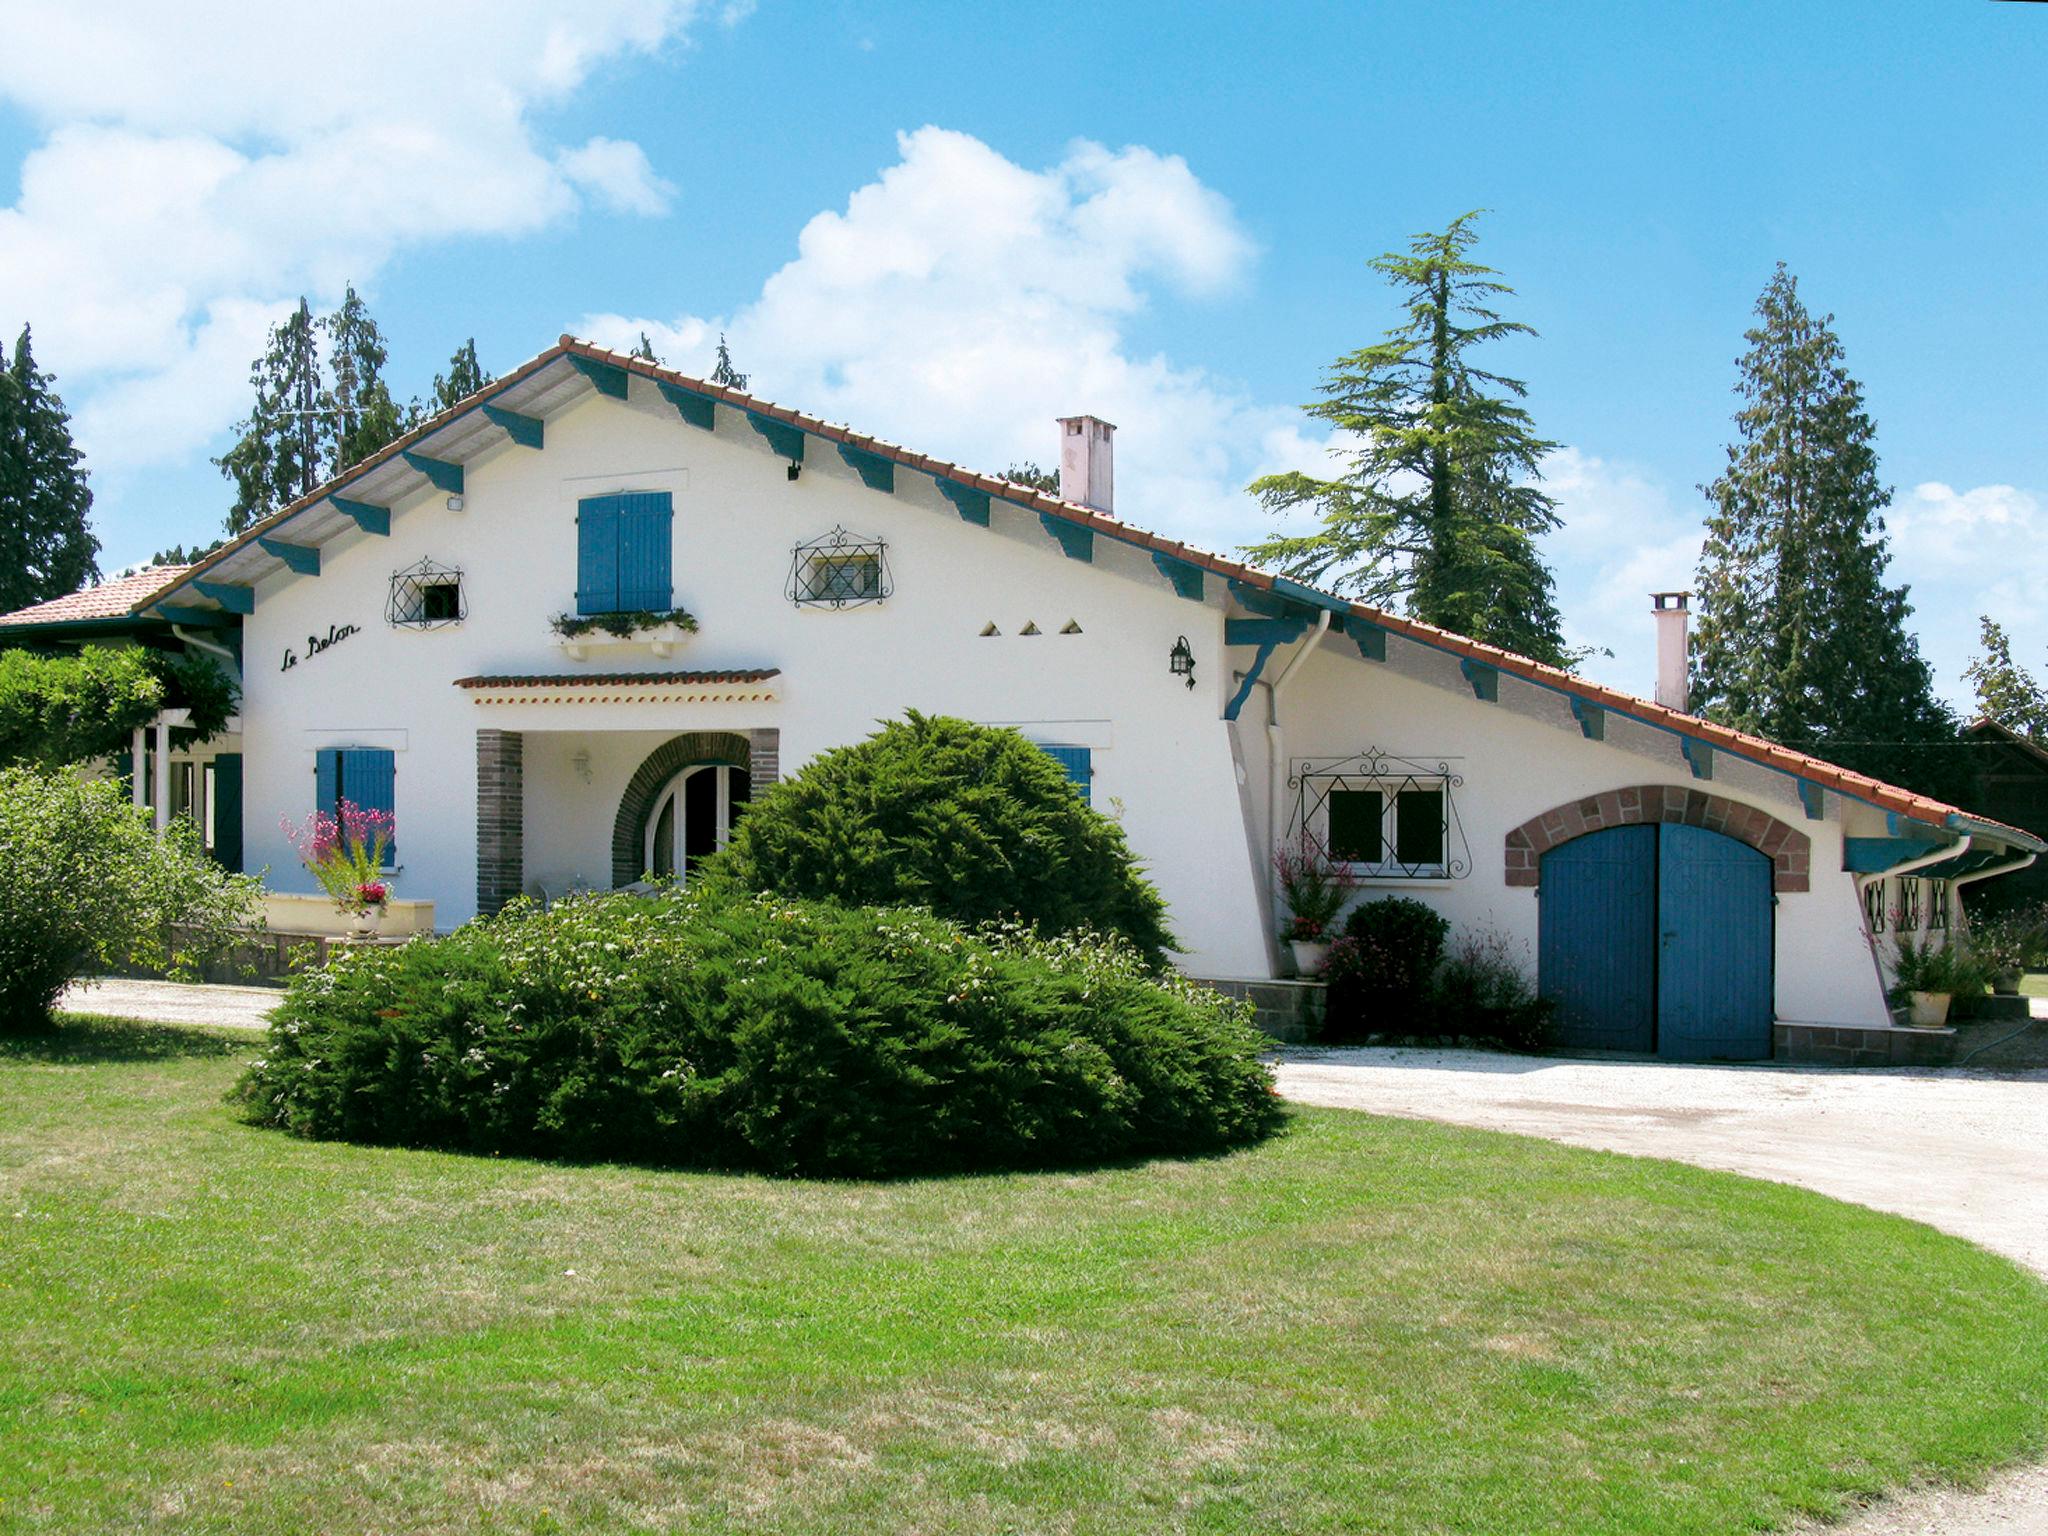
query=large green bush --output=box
[0,643,237,768]
[0,766,263,1029]
[236,889,1279,1178]
[712,712,1176,965]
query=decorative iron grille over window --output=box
[386,557,467,630]
[1290,751,1469,879]
[787,526,892,609]
[1928,879,1950,932]
[1895,876,1921,932]
[1864,880,1887,935]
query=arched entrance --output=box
[611,731,755,886]
[1538,822,1775,1060]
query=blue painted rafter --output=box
[1040,514,1093,562]
[1844,836,1961,874]
[1151,553,1204,601]
[1798,780,1826,820]
[256,537,320,576]
[935,479,990,526]
[1460,658,1499,702]
[657,381,716,431]
[191,580,254,614]
[1344,615,1386,662]
[1570,698,1605,740]
[480,404,544,449]
[837,443,895,493]
[1681,737,1714,780]
[400,450,463,494]
[330,496,389,535]
[747,411,805,463]
[156,603,236,627]
[569,354,629,399]
[1224,617,1307,647]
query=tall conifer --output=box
[321,286,403,473]
[430,339,491,414]
[1692,266,1959,797]
[1964,617,2048,740]
[0,325,101,609]
[216,298,324,534]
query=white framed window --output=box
[1294,753,1469,880]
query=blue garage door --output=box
[1539,822,1774,1060]
[1539,824,1657,1053]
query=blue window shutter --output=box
[616,492,674,611]
[576,494,624,614]
[338,748,397,863]
[210,754,243,873]
[1040,744,1092,805]
[315,748,341,820]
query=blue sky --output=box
[1,0,2043,704]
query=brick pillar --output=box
[476,729,524,916]
[747,728,780,794]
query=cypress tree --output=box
[321,285,403,473]
[215,298,323,534]
[1244,212,1573,666]
[0,325,101,610]
[1692,265,1960,798]
[430,339,491,414]
[1964,616,2047,740]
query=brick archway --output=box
[1505,785,1810,893]
[611,730,769,886]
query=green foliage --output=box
[148,540,225,567]
[708,333,748,391]
[236,889,1278,1178]
[1003,462,1061,494]
[430,338,492,414]
[1965,616,2048,741]
[0,324,102,611]
[1888,931,1994,1001]
[714,713,1176,964]
[0,645,236,767]
[1244,211,1576,668]
[320,285,404,474]
[1429,927,1553,1050]
[0,766,262,1028]
[1273,832,1349,939]
[1323,896,1451,1040]
[547,607,699,640]
[1692,265,1962,801]
[629,331,662,364]
[1968,903,2048,977]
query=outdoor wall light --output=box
[1169,634,1196,689]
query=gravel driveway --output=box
[1275,1047,2048,1534]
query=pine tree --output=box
[1004,462,1061,494]
[0,325,101,610]
[709,333,748,391]
[320,285,403,473]
[1692,265,1960,798]
[1964,616,2048,740]
[630,331,661,364]
[215,299,323,535]
[1243,212,1573,666]
[429,339,491,414]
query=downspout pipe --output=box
[1266,609,1332,867]
[173,623,237,665]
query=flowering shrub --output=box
[282,800,394,913]
[1322,896,1450,1041]
[1274,833,1350,942]
[0,766,262,1029]
[235,887,1279,1178]
[1431,928,1552,1050]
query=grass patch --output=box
[3,1016,2046,1534]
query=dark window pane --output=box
[1395,788,1445,866]
[1327,789,1383,862]
[422,582,461,621]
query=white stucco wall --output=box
[235,380,1269,975]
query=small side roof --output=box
[0,565,191,633]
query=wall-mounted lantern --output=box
[1169,634,1196,689]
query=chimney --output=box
[1057,415,1115,515]
[1651,592,1690,712]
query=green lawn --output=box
[5,1018,2046,1535]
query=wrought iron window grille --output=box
[1289,750,1470,879]
[1895,876,1921,933]
[386,557,466,630]
[1864,880,1887,935]
[787,526,892,609]
[1928,880,1950,932]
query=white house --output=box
[9,337,2037,1062]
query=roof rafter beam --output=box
[1344,615,1387,662]
[935,478,990,526]
[657,380,716,431]
[1040,514,1093,563]
[837,443,895,493]
[1151,553,1204,602]
[747,411,805,463]
[1681,737,1714,780]
[1570,697,1604,740]
[256,537,320,576]
[330,496,389,535]
[190,580,254,614]
[400,450,463,494]
[1460,658,1499,702]
[569,354,630,399]
[480,404,544,449]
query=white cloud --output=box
[579,126,1279,545]
[0,0,710,476]
[1890,481,2048,704]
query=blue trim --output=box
[1570,697,1605,740]
[1269,576,1350,614]
[481,404,544,449]
[1151,553,1204,601]
[191,580,254,614]
[1344,614,1387,662]
[1228,578,1296,620]
[936,479,990,526]
[747,411,805,462]
[256,537,320,575]
[657,380,716,431]
[1460,658,1498,702]
[1681,737,1714,780]
[570,354,629,399]
[1040,513,1093,562]
[1224,617,1306,647]
[400,450,463,494]
[1798,780,1826,820]
[837,444,895,493]
[1224,640,1282,721]
[1844,836,1961,874]
[155,603,236,627]
[330,496,389,535]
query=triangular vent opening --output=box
[1060,619,1083,634]
[1019,621,1042,636]
[979,622,1001,637]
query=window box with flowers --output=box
[550,608,699,661]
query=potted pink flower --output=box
[1274,833,1352,977]
[282,800,396,937]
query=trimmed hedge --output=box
[711,713,1176,965]
[236,888,1280,1178]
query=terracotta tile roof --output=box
[0,565,191,628]
[455,669,780,688]
[134,338,2045,851]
